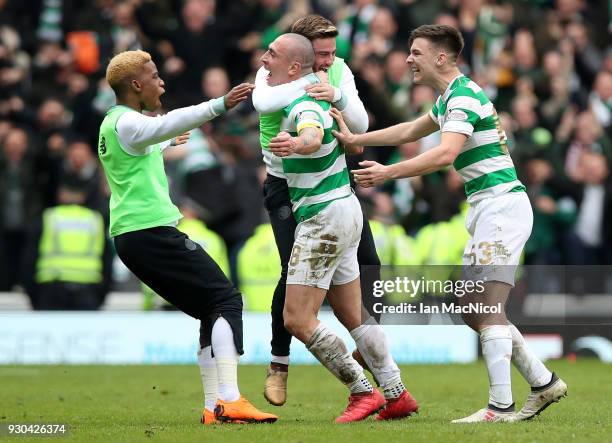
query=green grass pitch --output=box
[0,360,610,442]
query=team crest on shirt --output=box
[447,110,468,121]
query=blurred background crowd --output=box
[0,0,611,310]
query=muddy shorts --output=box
[462,191,533,286]
[287,194,363,289]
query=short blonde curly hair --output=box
[106,50,152,94]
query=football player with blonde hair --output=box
[99,50,276,425]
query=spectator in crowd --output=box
[59,137,103,211]
[162,0,226,106]
[110,1,143,54]
[540,75,572,131]
[0,126,42,291]
[522,153,576,265]
[511,95,553,167]
[565,20,603,89]
[589,71,612,128]
[384,47,411,118]
[360,7,398,59]
[559,111,611,177]
[512,29,541,86]
[336,0,378,60]
[565,151,612,265]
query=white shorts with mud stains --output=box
[287,194,363,289]
[462,191,533,286]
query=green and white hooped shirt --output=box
[429,74,525,203]
[280,95,351,222]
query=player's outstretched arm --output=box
[352,132,466,188]
[269,127,323,157]
[331,110,438,148]
[117,83,254,151]
[252,66,319,114]
[224,82,256,109]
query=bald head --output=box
[279,33,315,71]
[262,32,317,86]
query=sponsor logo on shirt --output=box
[99,136,107,155]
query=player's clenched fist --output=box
[269,131,301,157]
[224,83,255,109]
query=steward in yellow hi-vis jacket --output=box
[25,184,109,310]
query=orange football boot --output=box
[201,408,218,425]
[214,396,278,424]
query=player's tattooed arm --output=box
[269,127,323,157]
[295,127,323,154]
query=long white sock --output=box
[350,321,404,399]
[509,324,553,387]
[197,346,218,411]
[307,323,373,394]
[480,325,513,409]
[211,316,240,402]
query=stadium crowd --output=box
[0,0,610,308]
